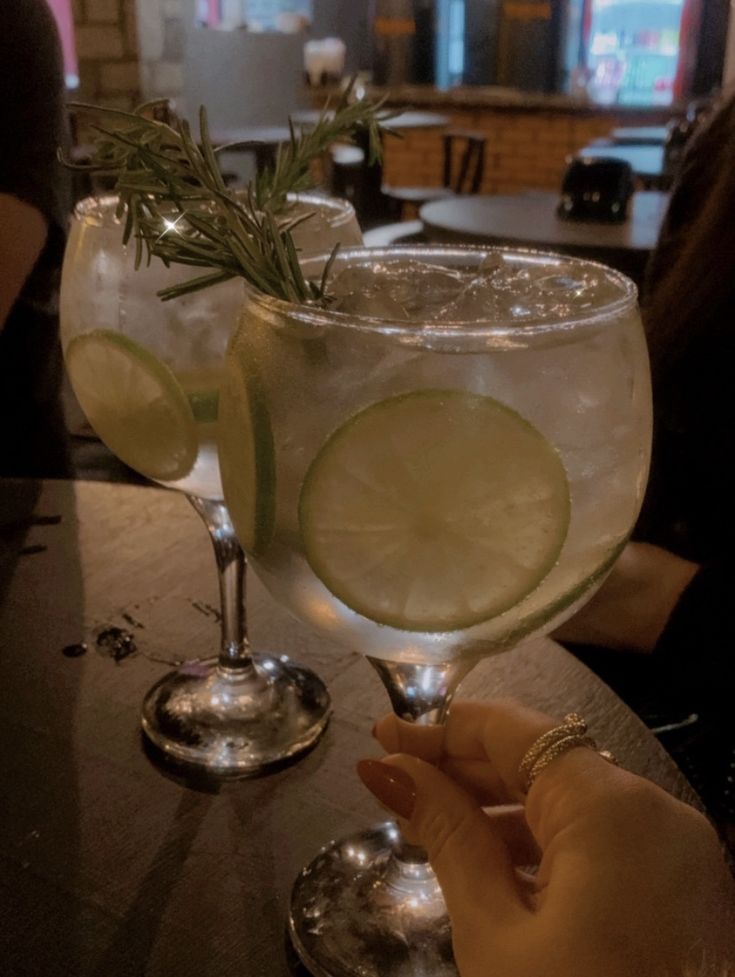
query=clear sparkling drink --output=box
[221,247,652,664]
[60,193,362,499]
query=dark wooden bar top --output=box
[380,86,678,120]
[0,479,698,977]
[311,83,680,120]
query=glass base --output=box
[289,823,457,977]
[141,653,331,776]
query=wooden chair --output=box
[327,143,366,206]
[382,129,487,219]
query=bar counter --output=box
[311,84,678,197]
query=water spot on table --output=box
[190,599,222,623]
[96,626,138,663]
[20,544,47,557]
[62,642,88,658]
[122,610,145,630]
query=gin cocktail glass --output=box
[59,192,362,776]
[219,245,652,972]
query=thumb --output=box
[357,755,527,927]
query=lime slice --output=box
[65,330,197,483]
[218,357,275,555]
[299,390,570,632]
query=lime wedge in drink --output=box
[65,330,198,482]
[219,358,276,555]
[299,390,570,632]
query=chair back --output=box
[442,130,486,194]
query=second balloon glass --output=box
[59,193,362,776]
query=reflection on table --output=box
[0,478,698,977]
[420,190,670,285]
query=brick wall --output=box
[72,0,141,109]
[382,108,650,198]
[71,0,185,111]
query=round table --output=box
[420,190,669,284]
[610,125,669,146]
[289,109,450,131]
[379,110,450,130]
[208,125,293,147]
[0,478,698,976]
[207,125,294,178]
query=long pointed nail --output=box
[356,759,416,820]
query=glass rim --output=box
[292,190,357,228]
[245,244,639,340]
[72,190,357,228]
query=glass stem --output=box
[188,496,256,676]
[367,657,476,866]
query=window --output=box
[196,0,312,32]
[196,0,222,27]
[447,0,465,81]
[435,0,465,88]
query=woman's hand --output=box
[358,700,735,977]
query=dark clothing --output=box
[649,562,734,816]
[637,99,735,565]
[0,0,71,477]
[571,99,735,825]
[640,103,735,823]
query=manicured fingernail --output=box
[356,759,416,820]
[370,721,378,739]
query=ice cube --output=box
[328,256,628,326]
[329,260,467,322]
[434,274,503,322]
[332,288,410,320]
[329,261,394,297]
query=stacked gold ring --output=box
[519,713,619,793]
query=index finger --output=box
[375,698,611,806]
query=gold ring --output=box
[518,713,587,785]
[519,714,618,792]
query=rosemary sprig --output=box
[64,86,388,303]
[252,78,385,210]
